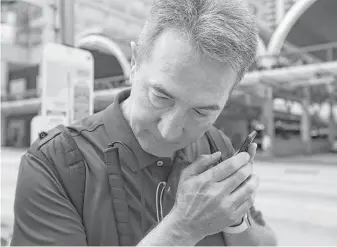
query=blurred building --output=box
[1,0,336,155]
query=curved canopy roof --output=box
[286,0,337,61]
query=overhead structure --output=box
[76,34,131,78]
[268,0,318,55]
[242,0,337,156]
[241,61,337,88]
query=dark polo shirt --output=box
[11,89,235,246]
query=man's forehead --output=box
[150,29,198,64]
[143,29,237,105]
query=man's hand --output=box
[231,142,257,226]
[171,144,259,241]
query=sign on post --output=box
[40,43,94,124]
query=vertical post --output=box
[326,49,336,148]
[1,61,8,98]
[1,61,9,146]
[1,115,6,146]
[327,83,336,146]
[275,0,285,25]
[59,0,75,46]
[59,0,75,124]
[301,86,311,154]
[328,96,335,146]
[261,86,275,156]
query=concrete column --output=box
[275,0,286,25]
[1,60,8,97]
[325,45,336,146]
[261,86,275,156]
[301,86,312,153]
[1,115,7,146]
[1,61,9,146]
[327,86,336,146]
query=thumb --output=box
[248,143,257,163]
[185,151,222,177]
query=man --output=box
[11,0,277,245]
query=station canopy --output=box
[238,0,337,105]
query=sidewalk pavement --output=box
[255,152,337,166]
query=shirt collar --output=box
[102,88,173,172]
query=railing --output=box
[1,76,130,102]
[1,89,39,102]
[254,42,337,70]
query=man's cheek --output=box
[134,100,161,123]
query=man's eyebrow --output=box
[150,84,221,111]
[150,84,176,99]
[195,104,221,111]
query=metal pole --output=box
[326,48,336,147]
[301,86,312,154]
[327,83,336,146]
[59,0,75,46]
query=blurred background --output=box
[0,0,336,245]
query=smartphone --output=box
[237,130,257,153]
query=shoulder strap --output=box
[55,125,86,219]
[28,125,128,245]
[104,144,134,246]
[206,127,236,161]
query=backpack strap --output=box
[205,127,235,162]
[55,125,86,219]
[27,125,129,245]
[104,144,133,246]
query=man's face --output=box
[126,29,237,157]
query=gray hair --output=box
[137,0,258,84]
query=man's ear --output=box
[130,41,137,82]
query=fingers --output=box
[222,162,254,193]
[229,174,259,209]
[233,198,254,221]
[247,143,257,164]
[184,152,222,177]
[204,152,250,182]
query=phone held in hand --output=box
[236,131,257,154]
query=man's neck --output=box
[120,98,131,125]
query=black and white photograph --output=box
[1,0,336,246]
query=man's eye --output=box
[154,93,170,100]
[194,109,207,117]
[149,91,171,108]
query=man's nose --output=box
[157,109,185,142]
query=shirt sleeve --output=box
[11,152,87,246]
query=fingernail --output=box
[213,151,221,157]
